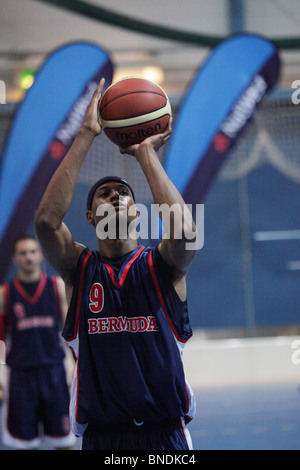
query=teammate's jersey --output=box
[62,244,196,436]
[3,274,65,368]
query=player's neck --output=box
[17,268,42,284]
[98,238,138,259]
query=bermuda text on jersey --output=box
[88,315,159,334]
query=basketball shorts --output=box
[2,364,76,449]
[82,419,193,450]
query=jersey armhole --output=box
[150,244,191,311]
[147,247,192,344]
[62,248,92,343]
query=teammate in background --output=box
[34,78,198,450]
[0,236,76,450]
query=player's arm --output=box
[120,120,198,281]
[35,78,105,286]
[55,277,69,324]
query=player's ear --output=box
[86,210,95,226]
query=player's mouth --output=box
[111,203,126,211]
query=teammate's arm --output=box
[0,286,5,340]
[55,277,69,324]
[35,79,105,285]
[120,120,197,283]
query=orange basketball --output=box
[99,77,172,147]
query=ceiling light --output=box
[19,69,35,90]
[113,66,164,84]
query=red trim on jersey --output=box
[99,245,145,288]
[147,250,187,344]
[72,250,92,341]
[13,273,47,304]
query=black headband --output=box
[86,176,135,210]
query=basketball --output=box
[99,77,172,147]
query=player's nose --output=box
[109,189,120,202]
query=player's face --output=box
[13,240,43,274]
[91,182,137,224]
[93,182,133,207]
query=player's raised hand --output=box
[120,117,172,157]
[82,78,105,137]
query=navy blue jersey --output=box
[62,244,195,436]
[4,274,65,368]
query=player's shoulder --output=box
[0,285,4,315]
[136,243,171,275]
[134,244,157,264]
[50,274,64,289]
[138,243,157,256]
[0,282,10,315]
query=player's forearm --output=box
[35,127,95,230]
[0,316,5,341]
[136,144,197,240]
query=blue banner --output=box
[0,42,113,281]
[164,33,280,205]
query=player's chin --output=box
[23,260,35,270]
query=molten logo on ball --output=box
[116,122,162,144]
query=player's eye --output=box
[99,191,109,198]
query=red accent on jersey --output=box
[99,245,145,288]
[13,273,47,304]
[72,250,92,341]
[147,250,188,344]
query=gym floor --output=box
[1,382,299,450]
[189,382,300,450]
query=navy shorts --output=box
[2,364,75,449]
[82,420,192,450]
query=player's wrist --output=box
[134,141,155,163]
[78,124,100,139]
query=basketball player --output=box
[34,78,197,450]
[0,236,76,450]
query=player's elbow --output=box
[174,215,198,252]
[34,206,61,238]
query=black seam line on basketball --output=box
[105,113,170,129]
[100,90,166,114]
[103,107,170,122]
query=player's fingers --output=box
[93,78,105,101]
[163,118,173,139]
[161,122,172,142]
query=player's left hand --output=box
[81,78,105,137]
[119,117,172,156]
